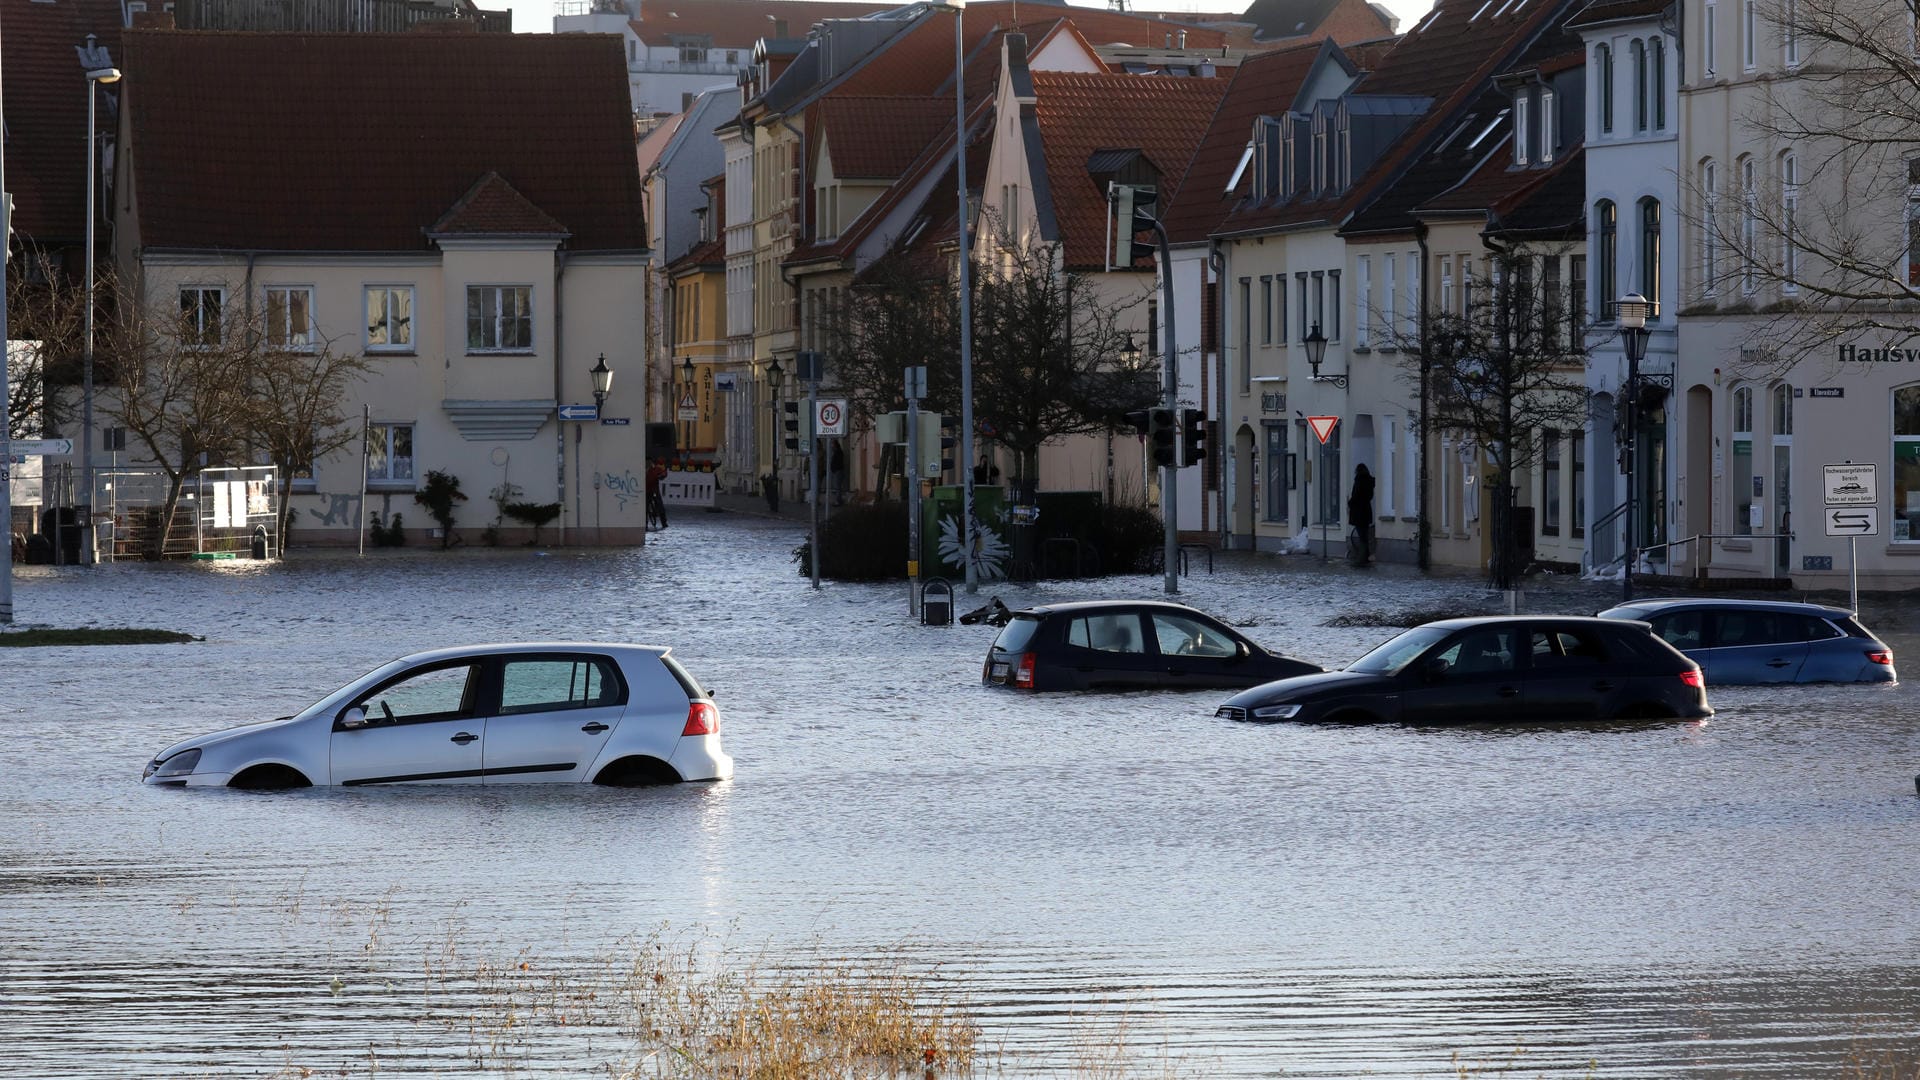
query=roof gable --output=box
[431,172,568,238]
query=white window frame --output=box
[1406,253,1421,338]
[1439,256,1454,315]
[1781,152,1800,293]
[1704,0,1718,76]
[365,285,416,353]
[1381,415,1397,517]
[1784,0,1799,65]
[1541,88,1556,163]
[1732,385,1754,535]
[366,422,416,489]
[1383,253,1397,346]
[1701,159,1720,297]
[466,284,534,354]
[1741,0,1756,71]
[1355,255,1371,347]
[264,285,316,352]
[1514,93,1531,166]
[1740,157,1758,295]
[179,285,225,347]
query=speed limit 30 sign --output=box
[815,398,848,437]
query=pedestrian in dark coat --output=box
[1346,463,1376,565]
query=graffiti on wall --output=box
[308,492,361,527]
[601,469,641,511]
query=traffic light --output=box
[1110,184,1160,266]
[782,400,800,451]
[1147,407,1177,468]
[1122,409,1151,436]
[1181,408,1208,467]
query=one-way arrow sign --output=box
[558,403,598,421]
[1825,507,1879,536]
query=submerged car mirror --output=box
[339,706,369,730]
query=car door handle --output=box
[1766,659,1793,668]
[581,722,610,734]
[450,732,478,745]
[1591,681,1615,692]
[1498,686,1520,697]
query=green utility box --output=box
[923,485,1006,581]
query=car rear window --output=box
[992,615,1043,653]
[1838,616,1877,639]
[1606,623,1686,663]
[659,653,706,701]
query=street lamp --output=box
[77,35,120,566]
[931,0,977,593]
[1303,322,1341,388]
[1615,291,1653,601]
[680,357,696,459]
[590,353,613,411]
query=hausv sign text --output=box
[1838,343,1920,363]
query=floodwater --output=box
[4,513,1920,1077]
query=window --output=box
[1569,254,1587,337]
[265,286,314,350]
[1542,428,1562,534]
[1312,272,1325,337]
[1705,0,1718,76]
[1317,424,1341,526]
[1462,254,1475,314]
[1068,613,1145,654]
[1543,256,1563,349]
[1784,0,1799,65]
[1383,254,1397,344]
[1701,160,1721,296]
[1356,256,1371,347]
[366,286,414,351]
[1264,421,1289,522]
[367,422,415,487]
[1541,88,1556,162]
[1741,0,1755,70]
[1296,272,1309,342]
[1149,613,1240,658]
[1515,93,1531,166]
[1897,386,1920,540]
[1436,627,1519,674]
[1571,430,1586,536]
[1238,277,1252,389]
[1595,200,1617,318]
[1597,43,1614,134]
[1381,416,1397,516]
[1407,254,1421,338]
[1639,198,1661,302]
[179,286,223,346]
[356,663,476,724]
[497,656,624,715]
[1632,39,1648,132]
[1439,256,1454,315]
[1651,37,1666,129]
[1781,152,1799,292]
[1260,275,1273,345]
[1329,270,1341,339]
[1740,157,1758,294]
[1277,275,1288,343]
[467,285,532,352]
[1732,386,1754,535]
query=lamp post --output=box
[765,359,783,509]
[78,36,120,566]
[1301,323,1331,561]
[1615,292,1653,602]
[590,353,613,412]
[680,356,695,459]
[932,0,977,593]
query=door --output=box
[1400,626,1527,723]
[482,654,627,783]
[329,660,484,785]
[1147,611,1258,688]
[1522,623,1613,721]
[1059,611,1154,689]
[1701,609,1809,683]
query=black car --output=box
[1215,615,1711,724]
[982,600,1321,691]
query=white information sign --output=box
[815,398,848,437]
[1825,506,1879,537]
[1823,463,1877,506]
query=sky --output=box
[496,0,1440,35]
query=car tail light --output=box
[1679,669,1705,689]
[682,701,719,736]
[1868,650,1894,666]
[1013,652,1036,690]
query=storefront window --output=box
[1264,422,1288,523]
[1895,386,1920,540]
[1732,386,1754,535]
[1772,384,1793,570]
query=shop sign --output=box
[1838,343,1920,363]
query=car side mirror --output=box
[1421,657,1450,681]
[1235,640,1251,661]
[339,706,369,730]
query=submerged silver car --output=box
[142,643,733,788]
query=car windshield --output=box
[992,615,1043,653]
[1346,625,1452,675]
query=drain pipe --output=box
[1210,238,1228,550]
[555,248,570,543]
[1414,220,1431,572]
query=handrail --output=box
[1640,531,1793,563]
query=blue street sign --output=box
[558,404,598,421]
[600,417,631,426]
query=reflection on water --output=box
[4,519,1920,1076]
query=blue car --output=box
[1596,598,1895,685]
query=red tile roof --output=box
[123,30,646,253]
[1160,38,1328,243]
[3,0,126,247]
[814,96,952,179]
[431,172,569,236]
[1029,69,1228,267]
[627,0,892,49]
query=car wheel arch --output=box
[591,755,683,786]
[228,762,313,790]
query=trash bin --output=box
[250,525,269,560]
[921,577,953,626]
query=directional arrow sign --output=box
[1307,415,1339,445]
[1825,507,1879,536]
[558,404,598,422]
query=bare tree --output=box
[1688,0,1920,368]
[1388,246,1591,587]
[242,325,376,553]
[827,250,960,435]
[6,258,89,439]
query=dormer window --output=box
[1514,94,1530,166]
[1541,88,1556,162]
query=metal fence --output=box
[94,465,280,562]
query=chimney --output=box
[1177,29,1187,48]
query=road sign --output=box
[1825,507,1879,536]
[1307,415,1338,445]
[1823,463,1876,506]
[815,398,848,437]
[558,404,598,422]
[9,438,72,456]
[600,417,630,426]
[1809,387,1843,399]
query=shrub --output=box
[412,470,467,549]
[794,500,908,581]
[501,501,562,545]
[1093,503,1164,574]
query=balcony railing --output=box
[633,57,743,76]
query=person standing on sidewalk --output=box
[1346,463,1375,565]
[646,459,669,530]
